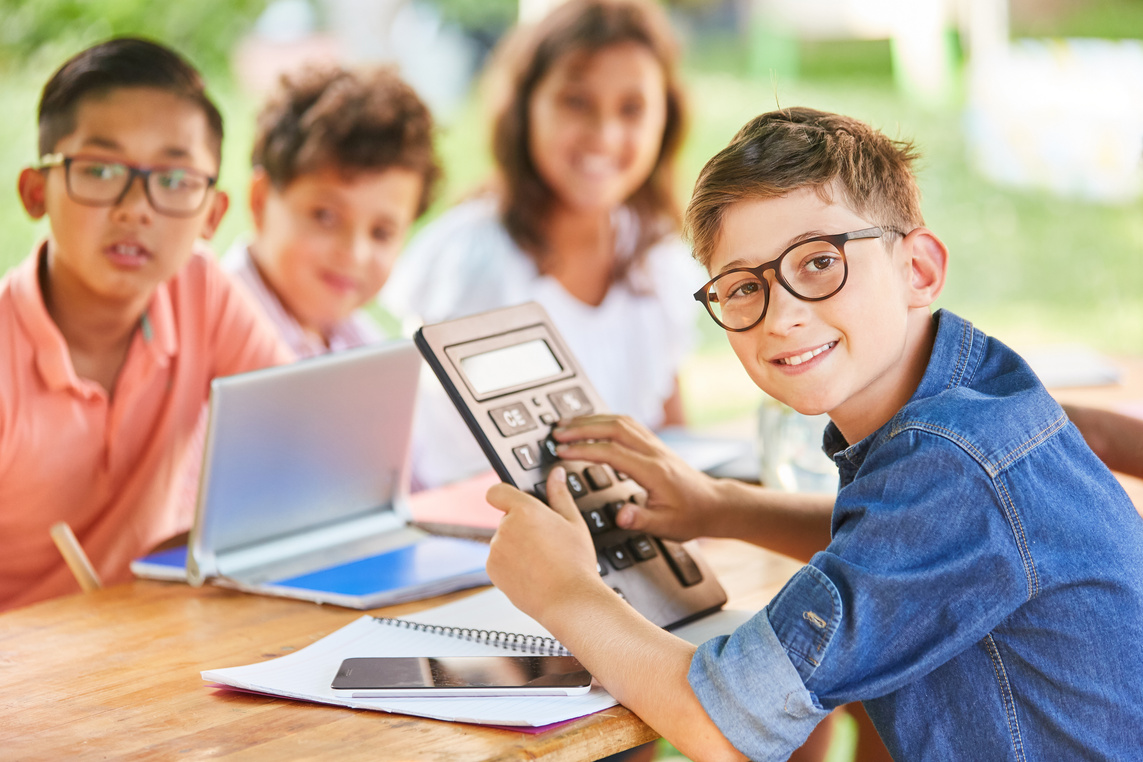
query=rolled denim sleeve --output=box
[689,565,838,761]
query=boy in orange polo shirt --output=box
[0,38,292,611]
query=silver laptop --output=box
[171,341,489,608]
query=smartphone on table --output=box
[330,655,593,697]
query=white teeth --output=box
[579,155,615,175]
[778,342,835,366]
[112,244,145,257]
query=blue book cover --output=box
[132,536,490,609]
[130,545,190,581]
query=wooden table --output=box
[5,359,1138,760]
[0,539,800,761]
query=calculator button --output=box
[532,482,548,503]
[659,539,703,586]
[488,402,537,437]
[628,535,658,561]
[604,544,635,570]
[540,413,557,425]
[512,444,540,470]
[584,465,613,491]
[582,508,613,535]
[548,387,593,419]
[539,436,560,462]
[566,471,588,498]
[596,553,609,576]
[604,502,626,527]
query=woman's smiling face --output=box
[527,41,668,214]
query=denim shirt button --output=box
[802,611,828,628]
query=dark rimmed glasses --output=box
[693,227,889,332]
[36,153,218,218]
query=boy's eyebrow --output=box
[78,135,124,152]
[77,135,195,162]
[716,229,829,273]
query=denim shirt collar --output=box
[823,309,980,477]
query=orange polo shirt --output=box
[0,244,293,611]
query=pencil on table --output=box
[50,521,103,592]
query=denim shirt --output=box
[689,310,1143,760]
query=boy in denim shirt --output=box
[483,108,1143,760]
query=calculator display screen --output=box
[459,339,564,395]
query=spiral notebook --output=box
[202,587,754,728]
[370,615,571,656]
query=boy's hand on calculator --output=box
[485,467,607,618]
[550,415,722,541]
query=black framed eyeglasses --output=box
[36,153,218,218]
[693,227,889,332]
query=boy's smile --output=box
[708,187,943,444]
[22,87,226,312]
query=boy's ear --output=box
[197,190,229,241]
[248,167,270,233]
[900,227,948,308]
[18,168,47,219]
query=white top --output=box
[382,196,704,488]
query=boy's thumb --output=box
[545,466,580,520]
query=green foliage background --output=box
[1,0,1142,426]
[0,0,269,73]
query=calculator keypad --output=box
[493,384,705,591]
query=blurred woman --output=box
[384,0,701,489]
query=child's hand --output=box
[485,466,605,621]
[551,415,722,541]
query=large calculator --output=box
[414,302,727,629]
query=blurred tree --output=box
[433,0,517,29]
[0,0,271,74]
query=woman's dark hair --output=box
[487,0,687,283]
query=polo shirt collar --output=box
[11,240,178,393]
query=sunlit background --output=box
[2,0,1141,428]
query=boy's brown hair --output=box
[686,107,925,269]
[38,37,224,164]
[487,0,687,282]
[252,66,440,216]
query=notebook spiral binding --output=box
[373,617,571,656]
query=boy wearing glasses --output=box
[483,108,1143,760]
[0,38,291,611]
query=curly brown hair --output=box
[486,0,687,283]
[686,107,924,269]
[252,65,440,216]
